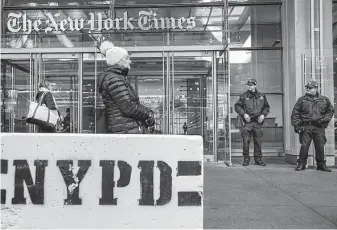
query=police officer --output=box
[234,78,270,166]
[291,80,334,172]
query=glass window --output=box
[228,5,282,48]
[229,49,283,151]
[1,56,32,133]
[230,50,282,93]
[229,0,282,3]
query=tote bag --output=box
[26,91,59,131]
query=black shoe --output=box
[242,159,250,166]
[255,160,266,166]
[317,165,332,172]
[295,164,306,171]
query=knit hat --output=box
[99,41,128,66]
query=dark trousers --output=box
[241,121,263,161]
[298,125,327,166]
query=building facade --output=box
[0,0,335,165]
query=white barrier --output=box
[1,134,203,229]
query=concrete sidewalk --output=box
[204,157,337,229]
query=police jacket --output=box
[234,90,270,120]
[291,93,334,127]
[97,65,152,133]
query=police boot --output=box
[255,159,266,166]
[317,165,332,172]
[242,158,250,166]
[295,163,306,171]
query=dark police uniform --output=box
[291,81,334,171]
[234,79,270,165]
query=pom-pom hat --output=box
[99,41,128,66]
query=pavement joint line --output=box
[242,166,337,228]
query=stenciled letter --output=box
[99,160,132,205]
[57,160,91,205]
[11,160,48,205]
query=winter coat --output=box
[35,87,60,132]
[291,93,334,127]
[234,90,270,121]
[97,65,152,133]
[36,87,60,115]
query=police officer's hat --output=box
[305,80,318,88]
[246,78,257,85]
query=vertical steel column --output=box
[310,0,315,81]
[310,0,316,166]
[227,49,232,166]
[319,0,324,94]
[78,54,83,133]
[212,51,218,162]
[94,50,97,133]
[171,51,175,134]
[200,76,204,138]
[29,54,33,133]
[162,51,166,134]
[33,53,39,133]
[225,0,232,165]
[166,52,171,134]
[10,66,14,132]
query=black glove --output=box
[145,117,155,127]
[145,111,155,127]
[294,126,304,133]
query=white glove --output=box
[258,114,265,123]
[244,114,251,122]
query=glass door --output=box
[37,54,81,133]
[167,50,230,160]
[1,54,34,133]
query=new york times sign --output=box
[7,11,196,33]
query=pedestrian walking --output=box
[183,122,188,135]
[35,80,62,133]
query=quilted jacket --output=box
[97,65,152,133]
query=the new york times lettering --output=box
[1,159,201,206]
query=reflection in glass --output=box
[1,58,32,133]
[230,50,282,93]
[228,5,282,48]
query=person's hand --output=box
[244,114,251,123]
[145,112,155,127]
[294,126,304,133]
[258,114,265,123]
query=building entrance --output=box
[1,48,231,161]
